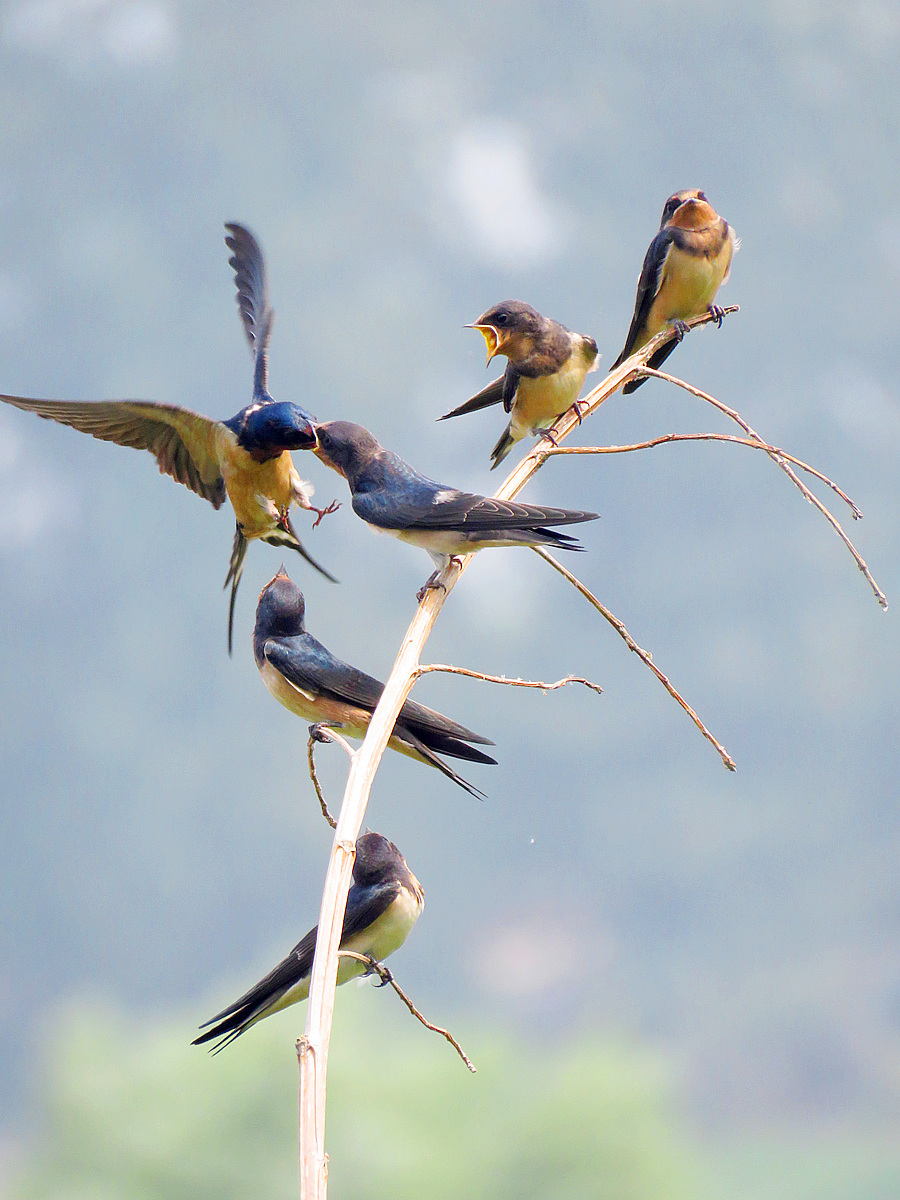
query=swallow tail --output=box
[489,422,517,470]
[223,526,250,656]
[620,338,681,394]
[400,727,489,800]
[438,376,505,420]
[260,514,338,584]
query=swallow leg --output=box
[308,722,336,744]
[708,304,726,328]
[540,428,560,447]
[671,319,690,342]
[361,955,393,986]
[416,571,447,603]
[568,398,590,426]
[309,498,341,529]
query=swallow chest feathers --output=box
[214,423,311,538]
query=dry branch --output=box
[338,949,476,1072]
[415,663,603,698]
[530,546,736,771]
[298,303,881,1195]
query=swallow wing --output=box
[0,394,226,506]
[438,371,512,420]
[354,486,598,533]
[225,222,273,399]
[611,228,673,369]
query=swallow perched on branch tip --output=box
[610,190,738,394]
[440,300,599,469]
[0,222,339,653]
[193,831,424,1052]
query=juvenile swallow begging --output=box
[313,421,599,595]
[610,190,737,393]
[194,831,424,1052]
[440,301,599,469]
[0,222,338,652]
[254,568,496,798]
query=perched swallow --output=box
[0,222,338,652]
[254,568,496,798]
[610,190,737,394]
[193,831,424,1052]
[312,421,599,594]
[440,301,599,469]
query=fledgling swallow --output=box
[439,300,599,469]
[193,831,424,1052]
[254,568,496,798]
[312,421,599,596]
[0,222,338,652]
[610,190,738,393]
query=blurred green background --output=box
[1,1,898,1196]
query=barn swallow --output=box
[439,301,599,469]
[610,190,737,394]
[312,421,599,596]
[254,568,496,798]
[0,222,338,652]
[193,831,424,1052]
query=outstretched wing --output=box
[0,394,225,506]
[225,222,273,400]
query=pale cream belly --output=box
[645,249,730,341]
[511,361,588,437]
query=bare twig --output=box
[531,546,737,772]
[306,726,352,829]
[636,367,887,610]
[415,663,603,697]
[338,950,477,1073]
[543,435,860,515]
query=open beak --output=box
[466,322,504,365]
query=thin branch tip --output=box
[339,951,476,1072]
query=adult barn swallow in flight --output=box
[0,222,338,652]
[194,831,424,1052]
[439,301,599,469]
[312,421,599,595]
[254,568,496,798]
[610,190,737,394]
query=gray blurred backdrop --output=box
[0,2,898,1196]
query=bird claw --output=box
[310,499,340,529]
[416,574,447,603]
[568,398,589,426]
[671,319,690,342]
[362,956,392,986]
[708,304,725,328]
[541,429,560,448]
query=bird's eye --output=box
[494,313,508,325]
[697,191,707,202]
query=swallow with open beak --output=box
[253,568,496,798]
[610,190,738,393]
[312,420,599,597]
[193,831,424,1052]
[0,222,338,652]
[440,301,599,469]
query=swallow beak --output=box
[466,322,503,365]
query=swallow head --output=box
[661,189,719,231]
[255,567,307,638]
[313,420,382,482]
[353,831,419,898]
[467,300,543,365]
[231,402,317,460]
